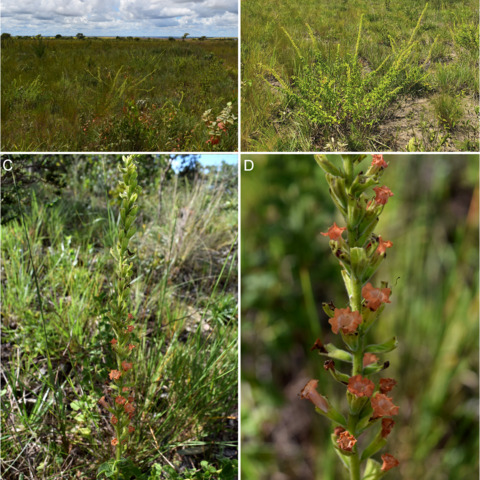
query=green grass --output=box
[241,0,479,151]
[432,93,464,129]
[1,37,238,152]
[1,157,238,479]
[240,155,478,479]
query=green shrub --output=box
[261,5,434,143]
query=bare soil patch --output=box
[379,95,479,151]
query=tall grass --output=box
[1,158,238,479]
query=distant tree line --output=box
[1,32,215,42]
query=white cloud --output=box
[1,0,238,36]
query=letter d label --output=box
[244,160,254,171]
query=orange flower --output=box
[379,378,397,394]
[381,418,395,438]
[109,370,122,381]
[110,338,118,346]
[115,395,127,406]
[363,353,379,367]
[373,186,393,205]
[122,387,130,393]
[371,155,388,169]
[126,325,134,333]
[111,415,118,425]
[128,344,136,351]
[329,307,362,334]
[321,222,347,241]
[371,393,399,418]
[128,313,133,320]
[299,380,329,413]
[381,453,399,472]
[362,283,391,311]
[124,403,135,415]
[377,236,393,254]
[127,396,134,403]
[337,431,357,452]
[347,375,375,397]
[121,361,133,372]
[128,425,135,434]
[111,438,119,446]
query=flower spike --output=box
[311,155,399,478]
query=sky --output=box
[171,154,238,172]
[1,0,238,37]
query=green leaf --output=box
[315,155,343,176]
[97,461,116,478]
[365,337,398,354]
[117,458,143,478]
[361,431,387,460]
[362,458,384,479]
[316,404,347,427]
[324,343,353,362]
[322,301,335,318]
[363,360,390,375]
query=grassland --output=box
[1,38,238,152]
[1,156,238,479]
[241,0,479,152]
[241,155,478,479]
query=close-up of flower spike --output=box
[98,155,141,478]
[301,154,399,480]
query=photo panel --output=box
[1,154,239,478]
[241,0,479,152]
[240,154,479,479]
[1,0,238,152]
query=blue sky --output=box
[172,154,238,172]
[197,154,237,167]
[1,0,238,37]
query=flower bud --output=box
[300,380,328,412]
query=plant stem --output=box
[346,269,364,480]
[349,453,361,480]
[344,156,364,480]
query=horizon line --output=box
[2,34,238,38]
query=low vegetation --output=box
[1,37,238,152]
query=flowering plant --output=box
[98,155,141,479]
[301,154,399,479]
[202,101,237,147]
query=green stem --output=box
[352,342,363,376]
[343,157,354,184]
[344,156,365,480]
[349,453,361,480]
